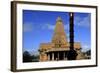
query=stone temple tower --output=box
[52,17,67,46]
[39,17,82,62]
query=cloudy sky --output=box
[23,10,91,52]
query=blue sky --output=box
[23,10,91,53]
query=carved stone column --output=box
[64,52,65,60]
[52,52,54,61]
[48,53,50,61]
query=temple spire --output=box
[56,17,62,22]
[52,17,67,45]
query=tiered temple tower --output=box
[52,17,68,49]
[39,17,83,61]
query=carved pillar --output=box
[48,53,50,61]
[52,52,54,61]
[64,52,65,60]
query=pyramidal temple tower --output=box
[52,17,67,45]
[39,17,83,61]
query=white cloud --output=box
[83,45,90,49]
[47,24,55,30]
[42,23,69,31]
[30,50,39,56]
[23,48,39,56]
[81,44,91,52]
[23,23,33,32]
[64,24,69,31]
[75,14,91,27]
[41,24,55,30]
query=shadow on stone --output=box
[67,50,78,60]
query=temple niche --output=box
[39,17,84,62]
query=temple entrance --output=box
[59,52,64,60]
[54,52,58,60]
[47,51,68,61]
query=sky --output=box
[23,10,91,53]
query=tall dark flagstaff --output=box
[67,12,78,60]
[69,12,74,50]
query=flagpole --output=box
[69,12,74,50]
[67,12,78,60]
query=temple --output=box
[39,17,83,61]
